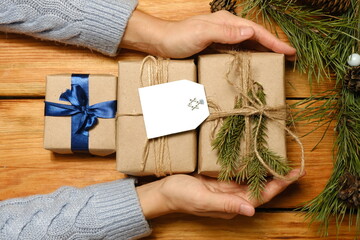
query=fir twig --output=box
[212,84,291,201]
[296,0,360,236]
[213,100,245,181]
[290,89,339,147]
[238,0,359,84]
[300,88,360,236]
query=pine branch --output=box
[244,147,291,201]
[296,0,360,235]
[246,155,267,201]
[239,0,359,84]
[300,88,360,235]
[213,100,245,181]
[290,89,339,145]
[213,84,291,200]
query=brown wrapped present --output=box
[44,74,117,156]
[117,57,197,176]
[198,53,287,177]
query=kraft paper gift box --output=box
[44,74,117,156]
[117,57,197,176]
[198,53,287,177]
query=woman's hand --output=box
[136,169,305,219]
[121,10,296,60]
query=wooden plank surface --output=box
[148,212,357,240]
[0,0,344,239]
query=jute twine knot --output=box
[117,56,172,177]
[207,51,305,181]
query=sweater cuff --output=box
[80,0,138,56]
[88,178,151,239]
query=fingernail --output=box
[289,169,300,176]
[240,27,253,36]
[286,56,296,62]
[240,204,255,216]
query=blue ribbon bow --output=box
[45,74,116,152]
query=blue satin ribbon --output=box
[45,74,117,152]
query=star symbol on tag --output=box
[188,98,204,111]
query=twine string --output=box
[140,56,171,177]
[118,56,172,177]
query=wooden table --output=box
[0,1,354,239]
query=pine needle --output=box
[239,0,359,84]
[212,84,291,201]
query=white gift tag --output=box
[138,80,209,139]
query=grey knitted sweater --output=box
[0,0,152,239]
[0,179,151,239]
[0,0,138,56]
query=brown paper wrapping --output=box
[117,59,197,176]
[198,53,287,177]
[43,74,117,156]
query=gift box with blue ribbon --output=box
[44,74,117,156]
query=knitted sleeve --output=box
[0,179,151,239]
[0,0,138,56]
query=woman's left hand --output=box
[121,10,296,60]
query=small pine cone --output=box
[338,172,360,208]
[209,0,237,15]
[302,0,351,14]
[344,66,360,93]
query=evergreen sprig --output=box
[239,0,358,84]
[212,84,291,201]
[300,89,360,236]
[213,100,245,181]
[291,1,360,236]
[290,89,339,150]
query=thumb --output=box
[204,192,255,217]
[203,24,255,45]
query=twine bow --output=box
[208,52,305,181]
